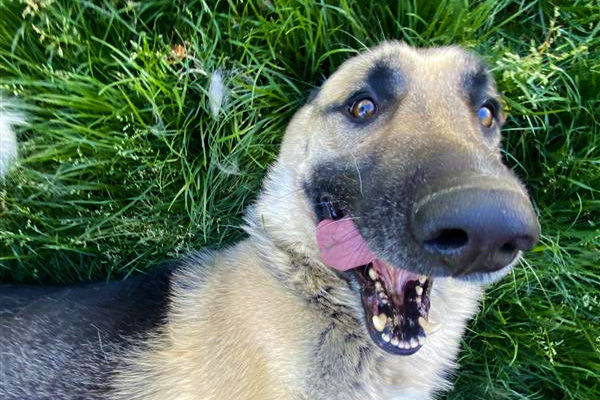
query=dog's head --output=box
[256,42,539,356]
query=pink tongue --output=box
[316,218,377,271]
[317,218,420,294]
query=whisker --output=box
[351,153,364,197]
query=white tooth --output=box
[410,338,419,348]
[391,337,399,346]
[415,286,423,296]
[375,282,382,291]
[418,317,441,335]
[416,296,422,305]
[419,275,427,284]
[369,268,378,280]
[372,313,387,332]
[401,341,409,349]
[382,333,390,342]
[378,292,387,299]
[417,336,425,346]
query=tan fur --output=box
[109,42,508,399]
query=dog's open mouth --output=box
[316,217,439,355]
[356,261,434,355]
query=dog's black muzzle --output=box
[307,141,540,279]
[409,175,539,276]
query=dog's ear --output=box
[307,86,320,103]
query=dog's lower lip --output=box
[355,263,435,355]
[314,216,439,354]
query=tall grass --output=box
[1,0,598,398]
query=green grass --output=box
[0,0,598,398]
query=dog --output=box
[0,41,539,400]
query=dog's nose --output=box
[410,185,539,275]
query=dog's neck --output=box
[245,156,322,256]
[245,192,358,311]
[243,157,368,327]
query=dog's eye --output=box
[349,98,376,120]
[477,105,494,128]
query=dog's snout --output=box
[411,183,539,275]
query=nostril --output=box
[411,184,539,275]
[512,235,536,252]
[499,242,516,255]
[490,240,521,271]
[424,229,469,254]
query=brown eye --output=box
[477,105,494,128]
[349,98,376,120]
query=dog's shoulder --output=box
[1,263,175,335]
[0,252,218,400]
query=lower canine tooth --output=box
[372,313,387,332]
[418,317,441,335]
[369,268,378,280]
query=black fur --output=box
[303,157,369,223]
[366,63,404,108]
[463,65,495,110]
[324,62,405,122]
[0,265,175,399]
